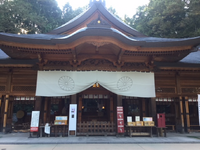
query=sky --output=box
[56,0,150,18]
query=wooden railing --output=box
[40,123,68,137]
[77,121,116,136]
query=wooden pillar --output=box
[71,95,77,104]
[8,96,14,119]
[175,72,181,94]
[117,95,122,106]
[43,98,48,123]
[150,98,157,134]
[142,99,146,117]
[179,97,185,133]
[151,98,157,123]
[78,96,82,123]
[35,97,42,111]
[110,96,114,122]
[3,95,9,133]
[184,96,190,133]
[0,95,2,108]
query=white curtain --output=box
[36,71,155,98]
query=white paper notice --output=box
[135,116,140,121]
[127,116,132,122]
[30,111,40,128]
[45,124,50,134]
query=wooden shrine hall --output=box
[0,0,200,136]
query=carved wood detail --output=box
[77,59,117,71]
[87,15,111,28]
[0,86,6,91]
[121,62,149,71]
[182,87,200,94]
[86,42,109,48]
[44,61,73,70]
[12,86,36,92]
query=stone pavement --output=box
[0,132,200,144]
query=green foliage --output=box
[0,0,85,34]
[125,0,200,38]
[108,7,121,19]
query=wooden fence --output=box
[77,121,116,136]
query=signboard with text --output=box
[69,104,77,131]
[117,106,124,133]
[30,111,40,132]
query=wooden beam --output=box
[117,95,122,106]
[151,98,157,125]
[179,97,185,133]
[43,98,48,123]
[35,97,42,111]
[3,95,9,133]
[0,95,2,108]
[142,99,146,118]
[175,72,181,94]
[117,49,125,64]
[6,70,12,93]
[184,96,190,133]
[71,48,77,63]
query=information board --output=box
[117,106,124,133]
[69,104,77,131]
[30,111,40,132]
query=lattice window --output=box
[156,98,174,102]
[0,86,5,91]
[13,86,36,91]
[188,97,198,102]
[14,97,36,100]
[82,94,109,99]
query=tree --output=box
[125,0,200,38]
[127,0,188,38]
[61,2,85,25]
[0,0,84,34]
[183,0,200,37]
[108,7,121,19]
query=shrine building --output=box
[0,0,200,136]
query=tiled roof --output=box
[0,49,9,59]
[180,50,200,64]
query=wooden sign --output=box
[30,111,40,132]
[117,106,124,133]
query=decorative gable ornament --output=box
[87,16,111,28]
[89,0,106,7]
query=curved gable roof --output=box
[49,1,145,37]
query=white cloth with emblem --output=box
[36,71,155,97]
